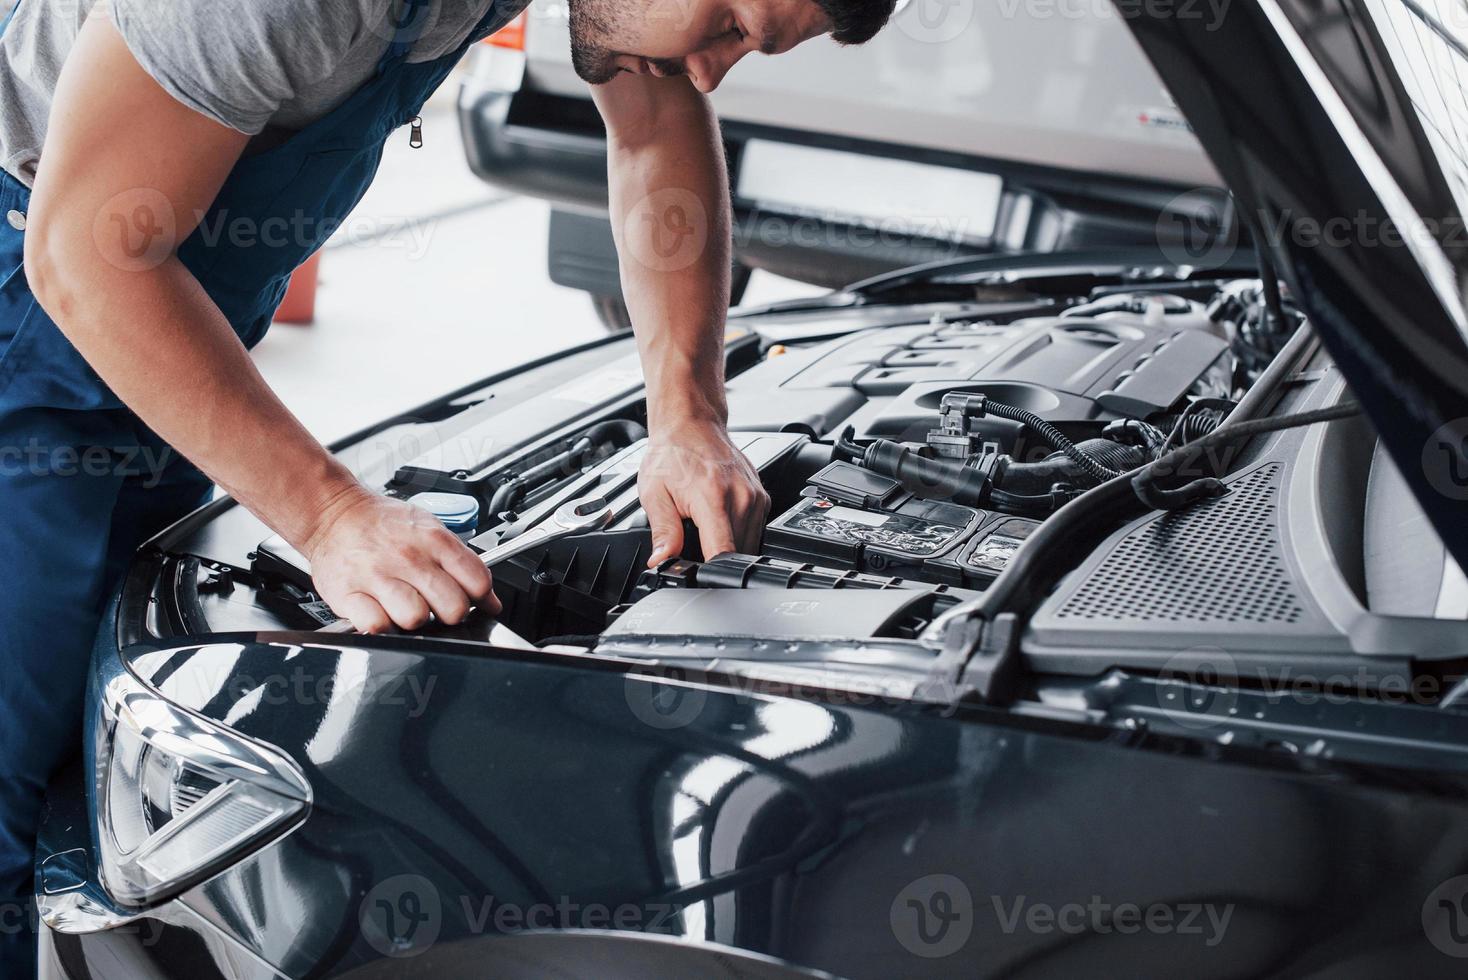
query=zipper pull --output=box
[409,115,424,149]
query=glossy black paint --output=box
[38,631,1468,978]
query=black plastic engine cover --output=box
[725,312,1228,446]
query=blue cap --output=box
[410,492,481,534]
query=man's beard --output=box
[567,0,689,84]
[567,0,621,84]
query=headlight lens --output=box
[96,672,312,907]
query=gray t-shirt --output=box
[0,0,520,186]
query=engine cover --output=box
[725,306,1230,447]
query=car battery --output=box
[925,516,1041,587]
[764,461,983,579]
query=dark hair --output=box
[813,0,898,44]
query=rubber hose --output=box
[997,440,1149,495]
[982,401,1122,484]
[859,439,990,507]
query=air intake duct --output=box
[854,436,996,507]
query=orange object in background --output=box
[274,252,322,325]
[485,12,526,50]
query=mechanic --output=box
[0,0,895,970]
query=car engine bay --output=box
[136,261,1467,705]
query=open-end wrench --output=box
[317,495,614,634]
[474,494,614,566]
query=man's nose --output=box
[686,48,746,92]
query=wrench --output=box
[317,495,614,634]
[474,494,614,566]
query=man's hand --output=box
[641,421,770,565]
[28,12,491,636]
[302,488,499,634]
[590,75,767,566]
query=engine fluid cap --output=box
[409,492,481,534]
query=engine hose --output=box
[489,437,592,515]
[996,440,1150,496]
[488,420,645,515]
[835,427,866,463]
[981,400,1124,484]
[1162,397,1235,451]
[987,487,1073,518]
[858,439,991,507]
[1132,401,1361,509]
[1103,418,1170,457]
[1182,408,1226,442]
[1072,438,1148,473]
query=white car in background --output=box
[458,0,1228,327]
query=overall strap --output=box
[376,0,435,75]
[0,0,19,38]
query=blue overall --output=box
[0,0,508,970]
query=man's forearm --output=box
[604,88,732,432]
[25,246,362,550]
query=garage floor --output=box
[251,99,821,444]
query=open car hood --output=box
[1121,0,1468,568]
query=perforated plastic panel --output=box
[1054,463,1305,624]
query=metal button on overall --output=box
[4,209,22,231]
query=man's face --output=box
[568,0,833,92]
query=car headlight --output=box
[95,672,312,907]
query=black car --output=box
[34,0,1468,976]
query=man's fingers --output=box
[435,536,498,609]
[642,484,686,567]
[333,592,392,635]
[691,498,737,560]
[406,563,475,626]
[735,489,769,555]
[376,578,433,631]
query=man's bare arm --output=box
[591,72,769,562]
[24,13,493,631]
